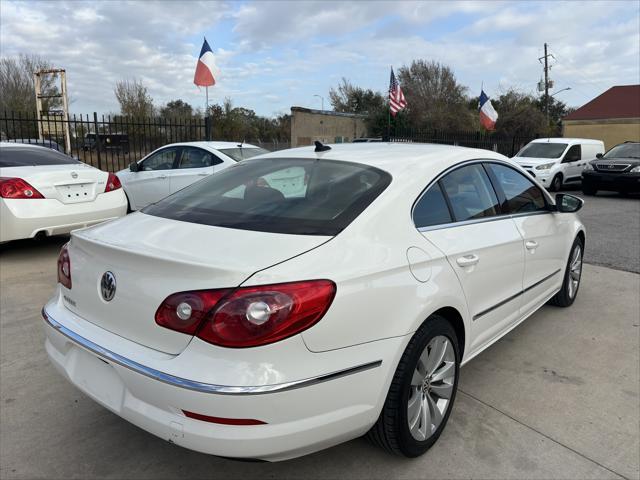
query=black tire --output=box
[549,236,584,307]
[367,316,460,457]
[582,186,597,196]
[549,174,563,192]
[123,191,133,214]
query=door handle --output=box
[456,254,479,267]
[525,240,539,250]
[197,172,209,176]
[158,174,168,179]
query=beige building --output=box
[290,107,368,147]
[562,85,640,150]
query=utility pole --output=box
[538,43,555,127]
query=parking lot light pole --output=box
[313,94,324,111]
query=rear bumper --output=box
[582,171,640,192]
[0,190,127,242]
[42,295,406,461]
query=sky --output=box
[1,0,639,117]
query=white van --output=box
[511,138,605,191]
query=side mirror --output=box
[596,153,603,159]
[555,193,584,213]
[129,161,139,172]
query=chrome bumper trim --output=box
[42,308,382,395]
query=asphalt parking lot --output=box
[1,194,639,480]
[559,189,640,273]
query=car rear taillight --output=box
[57,243,72,289]
[0,177,44,199]
[155,280,336,348]
[104,173,122,192]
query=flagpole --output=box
[387,66,391,142]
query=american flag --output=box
[389,67,407,116]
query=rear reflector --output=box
[182,410,266,425]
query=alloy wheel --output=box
[568,245,582,299]
[407,335,456,441]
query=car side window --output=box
[440,164,500,221]
[413,182,453,228]
[177,147,223,169]
[563,145,581,163]
[486,163,547,213]
[141,148,177,171]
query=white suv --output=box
[512,138,604,191]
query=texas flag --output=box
[194,38,217,87]
[478,90,498,131]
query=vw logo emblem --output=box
[71,171,78,179]
[100,271,116,302]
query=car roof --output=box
[0,141,53,149]
[161,141,263,150]
[531,137,603,145]
[253,142,508,177]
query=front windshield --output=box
[603,143,640,159]
[219,147,269,161]
[517,143,568,159]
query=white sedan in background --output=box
[0,143,127,243]
[116,141,268,210]
[43,143,585,461]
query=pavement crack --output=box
[458,389,631,480]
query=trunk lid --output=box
[64,212,331,354]
[4,164,109,204]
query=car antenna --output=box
[237,138,245,148]
[314,140,331,152]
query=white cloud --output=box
[0,0,637,116]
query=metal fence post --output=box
[204,116,212,141]
[93,112,102,171]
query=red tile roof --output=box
[563,85,640,121]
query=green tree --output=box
[489,89,547,137]
[206,99,290,143]
[159,99,194,119]
[535,95,572,135]
[329,78,385,114]
[397,60,474,131]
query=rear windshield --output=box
[143,158,392,236]
[517,143,568,159]
[0,146,80,167]
[218,147,270,161]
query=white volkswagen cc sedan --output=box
[42,143,585,461]
[0,143,127,243]
[116,141,268,211]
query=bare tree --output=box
[398,60,474,131]
[0,54,61,114]
[114,79,154,118]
